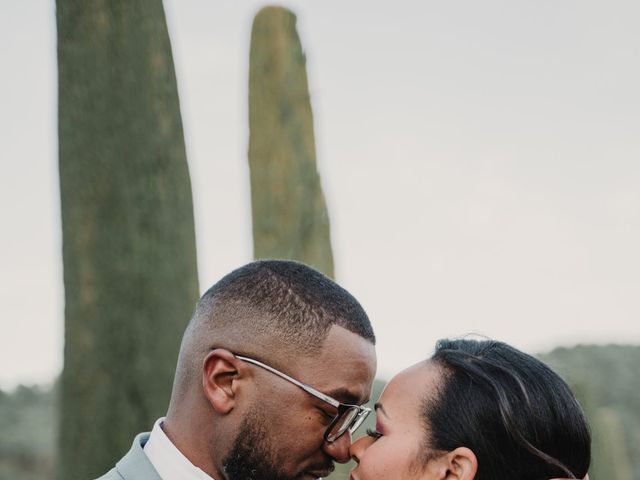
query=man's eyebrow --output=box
[324,387,361,405]
[374,402,389,418]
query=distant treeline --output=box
[541,345,640,480]
[1,344,638,480]
[0,384,56,480]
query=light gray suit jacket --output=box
[96,432,162,480]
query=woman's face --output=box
[349,361,443,480]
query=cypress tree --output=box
[56,1,199,478]
[248,7,335,278]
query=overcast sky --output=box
[1,0,639,389]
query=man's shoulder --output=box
[94,432,160,480]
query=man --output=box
[98,260,377,480]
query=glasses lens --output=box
[348,409,370,434]
[326,406,369,442]
[326,407,359,442]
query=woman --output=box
[350,339,591,480]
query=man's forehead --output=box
[305,367,374,405]
[295,326,377,403]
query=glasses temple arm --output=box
[235,355,341,408]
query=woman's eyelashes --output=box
[366,428,383,439]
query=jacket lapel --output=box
[116,432,163,479]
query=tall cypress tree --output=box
[248,7,335,278]
[56,1,199,478]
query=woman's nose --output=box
[349,435,374,464]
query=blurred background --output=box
[1,1,639,479]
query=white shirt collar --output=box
[143,417,215,480]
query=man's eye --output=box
[366,428,383,439]
[318,408,335,422]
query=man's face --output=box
[223,325,377,480]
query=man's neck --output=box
[162,413,222,479]
[144,417,220,480]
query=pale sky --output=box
[1,0,639,390]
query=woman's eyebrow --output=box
[374,402,389,418]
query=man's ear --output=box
[202,349,243,414]
[439,447,477,480]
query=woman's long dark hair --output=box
[425,339,591,480]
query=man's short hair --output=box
[173,260,374,395]
[198,259,374,346]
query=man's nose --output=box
[322,431,352,464]
[349,436,373,465]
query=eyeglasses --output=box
[234,354,371,443]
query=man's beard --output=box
[222,409,333,480]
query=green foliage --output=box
[0,384,56,480]
[248,6,334,278]
[56,1,199,478]
[540,345,640,480]
[590,407,634,480]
